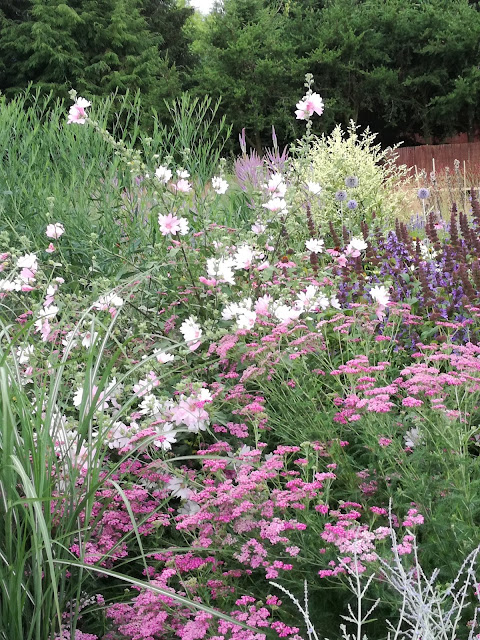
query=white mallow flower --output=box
[404,427,423,449]
[0,279,21,292]
[138,393,163,416]
[81,331,99,349]
[305,238,324,254]
[306,181,322,195]
[273,303,302,323]
[17,253,38,271]
[265,173,286,197]
[316,294,330,311]
[369,285,391,307]
[167,476,192,500]
[330,294,341,309]
[234,244,256,270]
[180,317,202,347]
[153,422,177,450]
[222,302,242,321]
[348,237,368,252]
[107,421,135,450]
[237,310,256,330]
[16,344,34,364]
[36,305,59,322]
[62,330,78,349]
[93,292,124,310]
[155,165,172,184]
[251,221,266,234]
[177,169,190,179]
[262,198,287,214]
[154,349,175,364]
[297,285,318,311]
[212,176,229,195]
[207,257,235,285]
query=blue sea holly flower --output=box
[347,199,358,210]
[417,188,430,200]
[345,176,359,188]
[335,190,348,202]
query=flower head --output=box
[305,238,324,254]
[158,213,189,236]
[46,223,65,239]
[180,317,202,351]
[212,176,229,195]
[335,190,348,202]
[369,285,390,307]
[155,166,172,184]
[306,181,322,195]
[67,97,91,124]
[417,188,430,200]
[347,199,358,210]
[295,93,324,120]
[345,176,359,188]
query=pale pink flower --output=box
[255,295,272,316]
[295,92,324,120]
[67,97,91,124]
[262,197,287,214]
[158,213,189,236]
[173,179,192,193]
[251,221,266,234]
[46,223,65,239]
[45,243,56,253]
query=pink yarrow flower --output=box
[295,92,324,120]
[67,97,91,124]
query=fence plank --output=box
[395,142,480,175]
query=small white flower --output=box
[330,294,341,309]
[177,169,190,179]
[17,253,38,271]
[180,317,202,349]
[348,237,368,252]
[212,176,229,195]
[81,331,98,348]
[17,344,34,364]
[167,476,192,500]
[154,349,175,364]
[155,165,172,184]
[305,238,324,254]
[237,310,256,330]
[370,285,390,307]
[251,221,266,234]
[306,181,322,195]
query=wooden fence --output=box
[395,142,480,176]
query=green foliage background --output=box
[1,0,480,148]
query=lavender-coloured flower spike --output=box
[335,190,348,202]
[345,176,359,188]
[417,188,430,200]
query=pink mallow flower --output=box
[295,92,324,120]
[173,179,192,193]
[46,223,65,239]
[158,213,189,236]
[67,97,91,124]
